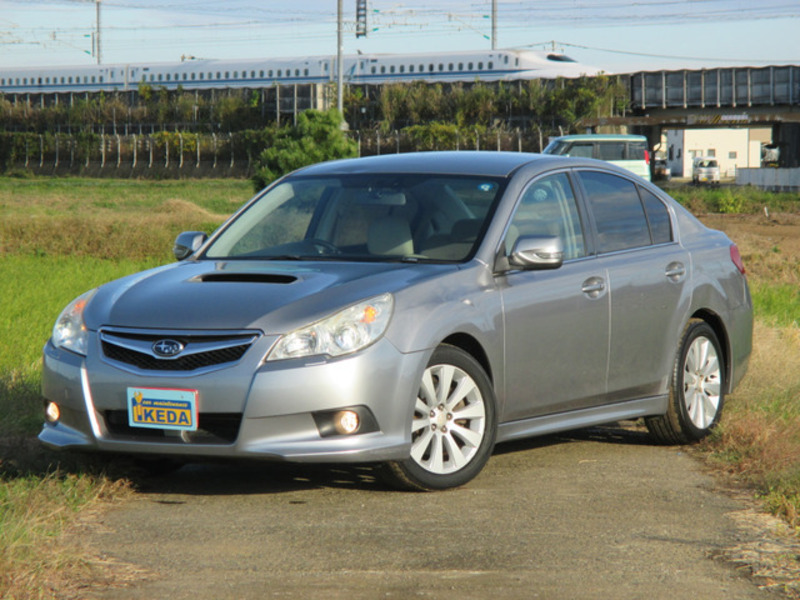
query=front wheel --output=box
[380,345,497,491]
[646,319,725,444]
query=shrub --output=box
[251,109,358,190]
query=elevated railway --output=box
[589,65,800,168]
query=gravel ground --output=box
[77,425,797,600]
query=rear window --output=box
[627,141,647,160]
[578,171,650,253]
[639,188,672,244]
[596,142,626,161]
[696,159,718,168]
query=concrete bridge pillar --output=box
[631,125,662,179]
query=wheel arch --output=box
[689,308,731,392]
[440,332,493,384]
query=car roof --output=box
[293,151,566,178]
[550,134,647,142]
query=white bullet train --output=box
[0,49,605,94]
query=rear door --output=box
[576,170,690,402]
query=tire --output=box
[380,345,497,491]
[646,319,725,444]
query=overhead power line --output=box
[531,41,794,66]
[2,0,798,67]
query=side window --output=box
[578,171,650,253]
[507,173,586,260]
[596,142,625,161]
[639,187,672,244]
[564,143,593,158]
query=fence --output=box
[5,132,251,178]
[2,128,548,178]
[737,167,800,191]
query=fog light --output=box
[334,410,360,435]
[45,402,61,423]
[313,406,378,438]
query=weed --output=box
[751,283,800,328]
[715,188,745,214]
[667,185,800,214]
[0,456,133,600]
[707,322,800,527]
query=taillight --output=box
[730,244,746,275]
[644,149,650,165]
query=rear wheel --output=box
[646,319,725,444]
[380,345,497,491]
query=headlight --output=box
[52,289,97,356]
[267,293,393,361]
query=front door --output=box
[498,171,610,422]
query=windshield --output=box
[204,174,506,262]
[542,140,571,156]
[696,160,718,168]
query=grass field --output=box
[695,209,800,530]
[0,177,798,598]
[0,178,252,599]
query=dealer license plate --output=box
[127,387,198,431]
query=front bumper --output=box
[39,335,425,463]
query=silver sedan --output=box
[40,152,752,490]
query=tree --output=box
[252,109,357,190]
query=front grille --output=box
[104,410,242,444]
[102,341,249,371]
[100,329,259,373]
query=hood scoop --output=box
[194,272,298,284]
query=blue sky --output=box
[0,0,797,73]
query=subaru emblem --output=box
[152,339,185,358]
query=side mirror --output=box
[507,235,564,271]
[173,231,208,261]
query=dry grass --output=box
[0,198,230,261]
[701,212,800,288]
[0,437,135,600]
[0,177,247,261]
[705,323,800,527]
[698,208,800,533]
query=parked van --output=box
[543,134,651,181]
[692,157,720,185]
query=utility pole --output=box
[337,0,343,115]
[491,0,497,50]
[95,0,101,64]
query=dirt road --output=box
[82,426,785,600]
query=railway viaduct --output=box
[585,65,800,169]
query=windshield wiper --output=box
[379,256,442,264]
[257,255,308,261]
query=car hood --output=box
[84,259,451,333]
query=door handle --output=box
[665,262,686,282]
[581,277,606,298]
